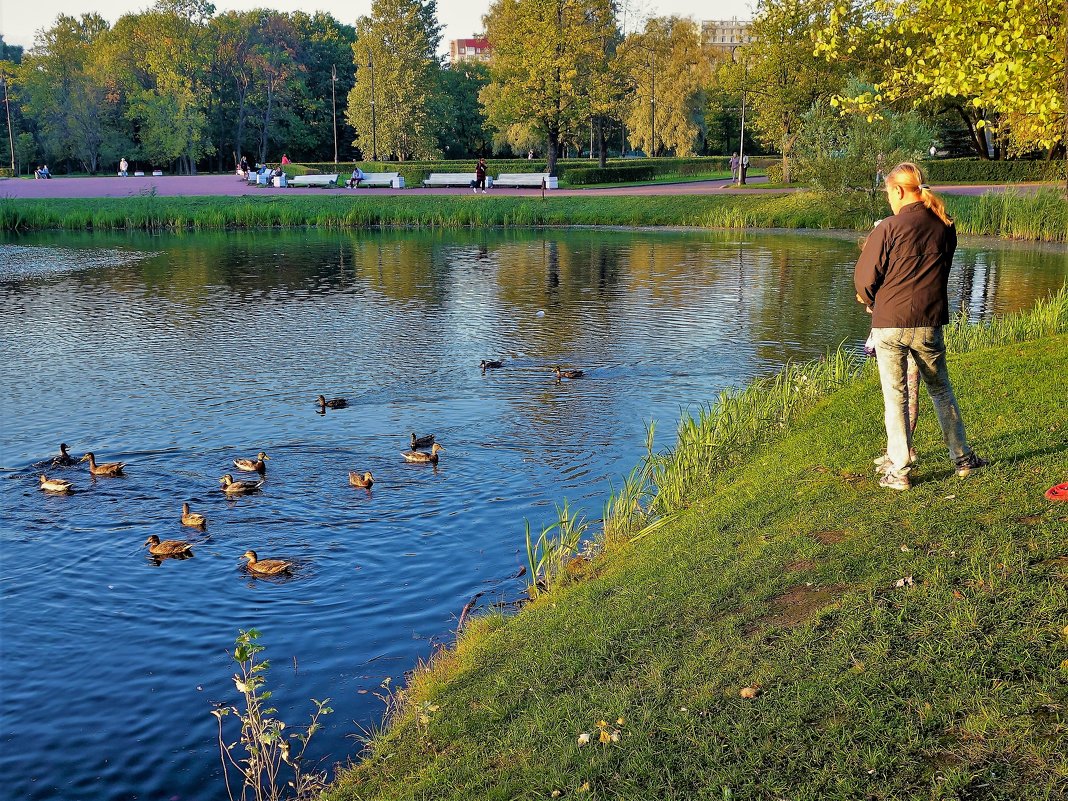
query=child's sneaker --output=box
[879,472,911,491]
[955,453,988,478]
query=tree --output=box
[815,0,1065,157]
[482,0,620,175]
[794,94,933,196]
[723,0,845,181]
[346,0,444,161]
[107,0,216,173]
[618,16,712,157]
[437,61,492,157]
[16,14,121,172]
[289,13,358,162]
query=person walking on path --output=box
[854,161,987,491]
[474,158,488,193]
[119,157,129,177]
[729,152,739,180]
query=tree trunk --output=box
[597,116,606,168]
[955,106,988,160]
[546,127,560,177]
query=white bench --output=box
[422,172,492,188]
[361,172,405,188]
[152,170,163,176]
[289,174,340,188]
[493,173,557,189]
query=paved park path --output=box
[0,173,1056,200]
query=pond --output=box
[1,227,1064,800]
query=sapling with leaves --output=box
[211,629,333,801]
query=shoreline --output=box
[3,191,1065,241]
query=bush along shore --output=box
[324,289,1068,801]
[2,190,1066,242]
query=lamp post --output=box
[331,63,338,164]
[648,52,656,158]
[736,53,748,186]
[2,73,14,171]
[368,51,378,161]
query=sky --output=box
[0,0,753,53]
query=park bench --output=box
[493,173,558,189]
[359,172,405,188]
[422,172,493,189]
[289,174,340,188]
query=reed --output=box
[3,190,1064,240]
[524,500,590,599]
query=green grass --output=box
[324,291,1068,801]
[2,190,1065,241]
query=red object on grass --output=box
[1045,482,1068,502]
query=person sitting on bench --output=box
[347,167,366,188]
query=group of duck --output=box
[36,360,584,575]
[35,412,450,576]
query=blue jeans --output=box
[872,327,974,477]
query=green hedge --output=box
[0,168,14,178]
[567,164,658,185]
[765,163,783,183]
[924,159,1066,184]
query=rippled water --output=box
[1,228,1064,800]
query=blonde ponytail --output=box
[886,161,953,226]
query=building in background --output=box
[450,37,491,64]
[701,18,753,50]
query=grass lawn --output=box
[567,171,743,189]
[325,309,1068,800]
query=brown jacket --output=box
[854,202,957,328]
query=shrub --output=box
[765,163,783,183]
[0,168,14,178]
[566,165,658,185]
[923,159,1066,184]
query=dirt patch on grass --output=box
[747,583,851,635]
[809,530,847,545]
[785,559,816,573]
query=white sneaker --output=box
[879,472,911,491]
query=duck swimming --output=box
[143,535,193,556]
[219,474,264,495]
[242,550,292,575]
[316,395,347,410]
[181,502,207,528]
[233,452,270,473]
[553,367,585,381]
[348,470,374,488]
[52,443,77,468]
[402,443,445,464]
[411,432,435,449]
[39,474,74,493]
[80,452,126,476]
[480,359,504,371]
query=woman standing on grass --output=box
[854,162,987,491]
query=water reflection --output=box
[0,227,1064,801]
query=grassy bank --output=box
[325,291,1068,801]
[2,190,1065,241]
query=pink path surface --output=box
[0,173,1053,200]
